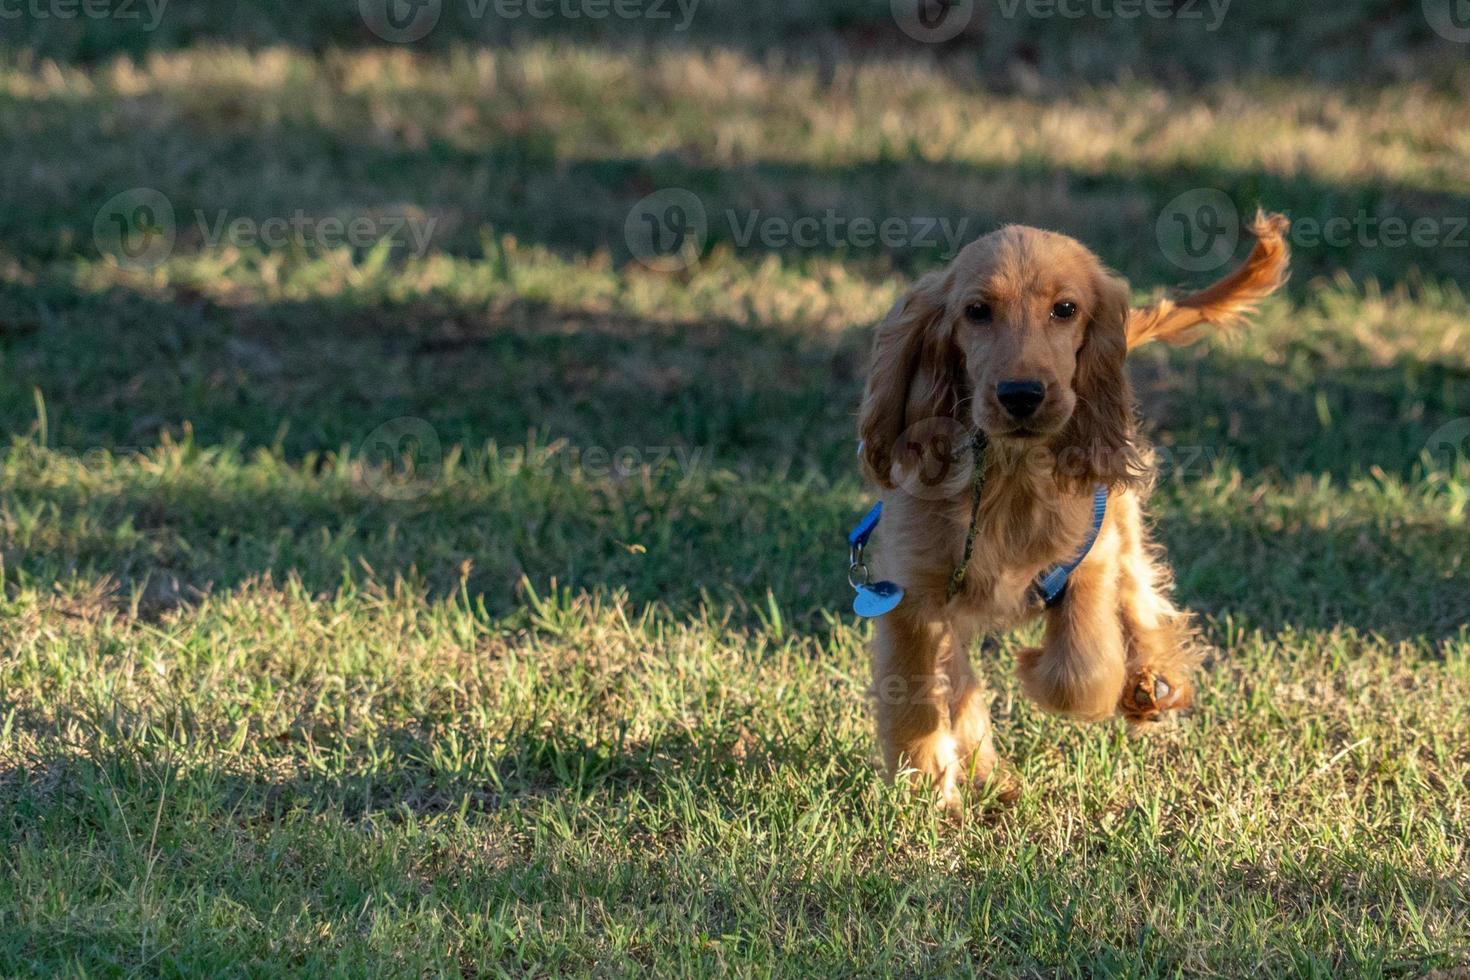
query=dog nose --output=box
[995,380,1047,419]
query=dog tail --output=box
[1126,210,1291,351]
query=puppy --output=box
[858,211,1290,810]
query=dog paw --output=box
[1119,667,1192,724]
[969,759,1021,806]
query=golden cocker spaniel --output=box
[857,211,1290,810]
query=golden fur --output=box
[857,211,1290,811]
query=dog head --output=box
[858,225,1140,493]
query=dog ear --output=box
[857,271,959,487]
[1053,272,1145,491]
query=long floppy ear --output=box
[1053,272,1145,492]
[857,270,959,487]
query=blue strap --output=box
[1034,486,1108,608]
[846,486,1104,613]
[848,501,884,549]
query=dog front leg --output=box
[871,609,964,811]
[1016,551,1127,722]
[943,645,1019,801]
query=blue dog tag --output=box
[853,580,905,618]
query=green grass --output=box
[1,3,1469,975]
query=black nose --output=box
[995,380,1047,419]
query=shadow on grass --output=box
[0,734,1465,974]
[1,437,1466,643]
[2,0,1461,94]
[0,279,867,472]
[0,278,1465,641]
[0,276,1464,474]
[0,713,854,885]
[7,83,1470,288]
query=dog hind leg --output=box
[1114,495,1198,723]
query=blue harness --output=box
[846,435,1108,618]
[1032,485,1109,607]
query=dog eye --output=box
[1051,301,1078,320]
[964,302,993,323]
